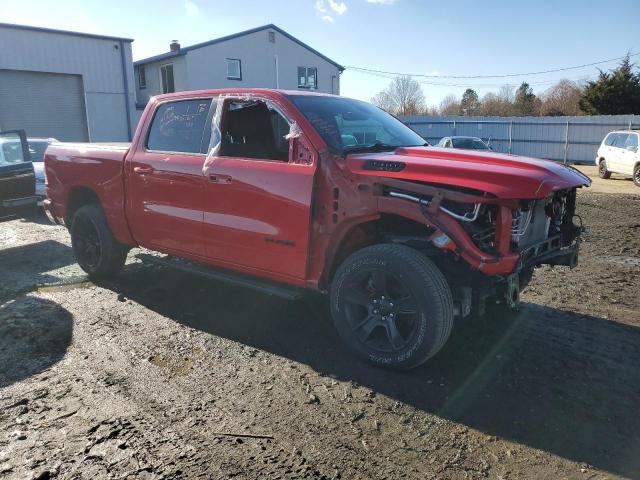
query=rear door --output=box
[621,133,639,175]
[609,133,628,173]
[125,97,213,258]
[0,130,36,222]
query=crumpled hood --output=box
[346,146,591,199]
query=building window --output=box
[226,59,242,80]
[297,66,317,89]
[138,66,146,89]
[268,31,275,43]
[160,63,175,94]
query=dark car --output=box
[437,136,491,151]
[0,130,36,222]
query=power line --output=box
[351,66,599,89]
[345,51,639,80]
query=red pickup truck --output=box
[44,89,590,369]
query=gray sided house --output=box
[0,23,136,142]
[133,24,344,109]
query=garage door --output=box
[0,69,89,142]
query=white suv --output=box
[596,130,640,186]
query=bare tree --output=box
[439,94,461,115]
[371,75,426,116]
[478,92,511,116]
[540,79,584,116]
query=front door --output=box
[609,133,628,173]
[0,130,36,222]
[202,98,317,283]
[125,98,213,258]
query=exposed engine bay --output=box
[377,179,584,315]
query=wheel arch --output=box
[321,214,434,289]
[65,186,136,246]
[66,186,100,226]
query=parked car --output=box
[595,130,640,186]
[28,138,58,205]
[437,136,491,151]
[44,89,590,370]
[0,130,36,222]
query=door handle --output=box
[208,174,232,184]
[134,166,154,175]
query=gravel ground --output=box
[1,183,639,480]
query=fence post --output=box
[508,121,513,154]
[563,121,570,164]
[452,120,456,136]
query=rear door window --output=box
[147,98,213,154]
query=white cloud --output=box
[315,0,327,13]
[366,0,397,4]
[428,70,439,76]
[321,15,335,22]
[185,0,199,17]
[328,0,348,14]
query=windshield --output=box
[288,95,426,153]
[451,137,489,150]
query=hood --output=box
[346,146,591,199]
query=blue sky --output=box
[2,0,638,107]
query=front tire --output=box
[599,159,611,179]
[634,164,640,187]
[330,244,454,370]
[71,204,128,279]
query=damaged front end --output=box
[375,178,585,314]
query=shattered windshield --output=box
[288,95,426,154]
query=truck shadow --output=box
[0,296,74,389]
[104,262,640,478]
[0,240,76,388]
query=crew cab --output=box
[44,89,590,370]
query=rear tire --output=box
[330,244,453,370]
[599,159,611,179]
[634,164,640,187]
[71,204,128,279]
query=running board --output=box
[135,253,304,300]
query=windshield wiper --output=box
[343,141,398,154]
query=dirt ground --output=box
[1,173,639,480]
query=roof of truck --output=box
[152,88,339,102]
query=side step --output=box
[135,253,304,300]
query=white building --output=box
[0,23,136,142]
[134,24,344,108]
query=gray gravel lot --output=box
[1,187,639,479]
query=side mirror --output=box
[626,145,638,152]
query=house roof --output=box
[0,22,133,42]
[133,24,344,71]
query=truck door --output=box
[0,130,36,222]
[125,98,213,258]
[202,98,317,283]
